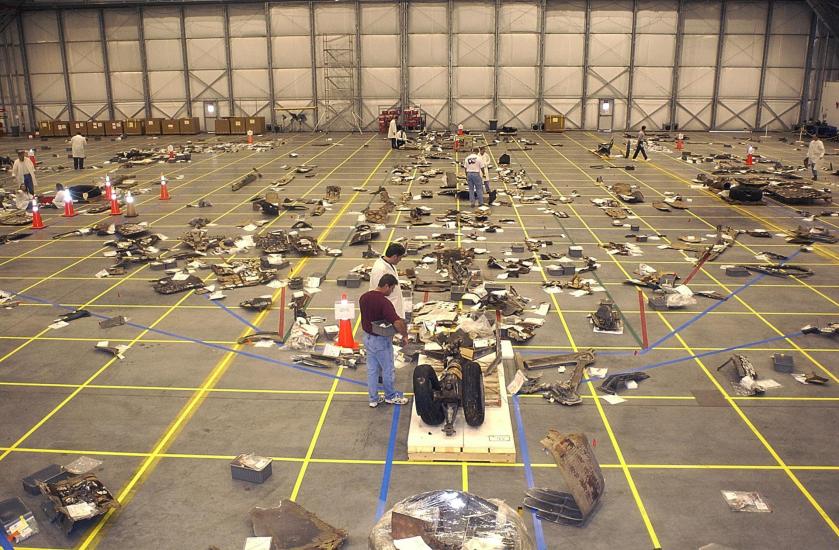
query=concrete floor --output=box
[0,129,836,550]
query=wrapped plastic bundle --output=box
[369,490,534,550]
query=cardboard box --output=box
[162,119,179,135]
[246,116,265,134]
[144,118,163,135]
[38,120,53,137]
[229,116,247,135]
[179,117,199,134]
[71,121,87,135]
[86,121,105,135]
[544,114,565,132]
[214,118,230,135]
[51,121,70,137]
[105,120,123,136]
[124,119,143,135]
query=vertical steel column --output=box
[669,0,685,130]
[99,9,115,121]
[4,38,21,130]
[15,15,34,129]
[625,0,638,129]
[0,44,7,119]
[492,0,500,124]
[709,0,727,130]
[179,6,193,117]
[581,0,591,129]
[222,5,235,115]
[813,28,829,120]
[354,0,363,127]
[754,0,774,130]
[447,0,453,129]
[138,6,152,118]
[265,2,277,128]
[799,12,817,123]
[309,1,319,127]
[56,10,74,122]
[536,0,546,124]
[400,0,408,111]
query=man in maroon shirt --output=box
[359,274,409,407]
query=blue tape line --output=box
[511,395,547,550]
[0,534,13,550]
[642,249,801,354]
[579,331,800,385]
[209,298,261,332]
[12,291,367,387]
[376,403,402,519]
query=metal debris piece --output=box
[152,274,204,295]
[98,315,126,329]
[522,349,596,373]
[232,168,262,191]
[249,500,347,550]
[599,372,649,394]
[717,354,765,396]
[39,474,118,533]
[736,263,814,278]
[94,341,128,359]
[801,322,839,337]
[212,259,277,289]
[238,331,284,345]
[55,309,91,323]
[589,300,622,332]
[787,225,837,244]
[349,224,380,245]
[240,297,273,311]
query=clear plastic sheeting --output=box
[369,491,535,550]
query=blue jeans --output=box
[466,172,484,205]
[364,332,399,402]
[22,174,34,195]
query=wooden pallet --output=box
[407,356,516,463]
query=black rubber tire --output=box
[413,364,445,426]
[461,361,485,427]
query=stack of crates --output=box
[402,107,424,131]
[378,109,400,134]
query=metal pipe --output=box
[536,0,546,125]
[581,0,591,129]
[222,4,234,115]
[309,0,319,129]
[265,2,276,128]
[447,0,453,129]
[754,0,774,130]
[354,0,362,129]
[669,0,685,131]
[492,0,500,124]
[137,6,152,118]
[99,9,115,120]
[799,11,817,124]
[625,0,638,130]
[709,0,727,130]
[179,5,192,117]
[57,10,74,122]
[14,16,34,130]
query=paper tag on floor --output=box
[588,367,608,379]
[48,320,69,330]
[601,394,626,405]
[172,272,189,281]
[253,340,274,348]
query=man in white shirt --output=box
[463,148,486,207]
[387,117,398,149]
[632,125,648,161]
[369,242,406,316]
[70,132,87,169]
[396,126,408,149]
[807,136,825,181]
[12,150,37,196]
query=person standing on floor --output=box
[12,150,37,196]
[479,146,492,197]
[369,243,405,317]
[360,274,409,408]
[70,132,87,170]
[807,136,825,181]
[387,117,398,149]
[632,125,648,161]
[463,147,486,208]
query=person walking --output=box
[360,274,410,408]
[387,117,398,149]
[463,147,486,207]
[807,136,825,181]
[70,132,87,169]
[12,150,37,196]
[632,125,648,161]
[369,243,405,317]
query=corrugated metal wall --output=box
[1,0,837,132]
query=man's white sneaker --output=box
[385,396,409,405]
[369,396,385,408]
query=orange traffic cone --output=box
[62,190,76,217]
[104,175,113,200]
[28,148,36,166]
[335,293,359,350]
[31,199,44,229]
[109,195,121,216]
[160,175,170,200]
